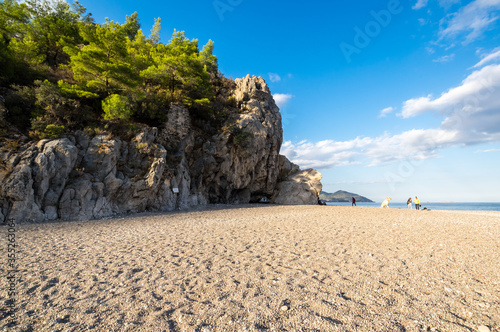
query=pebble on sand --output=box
[477,325,490,332]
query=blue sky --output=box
[76,0,500,202]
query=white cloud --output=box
[30,0,69,10]
[283,64,500,171]
[399,63,500,146]
[401,64,500,119]
[473,47,500,68]
[363,129,459,166]
[475,148,500,153]
[272,93,293,109]
[439,0,500,44]
[326,180,387,185]
[379,107,395,118]
[268,73,281,83]
[281,128,460,169]
[413,0,429,10]
[438,0,460,9]
[433,54,455,62]
[418,18,429,26]
[281,139,367,169]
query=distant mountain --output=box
[320,190,373,203]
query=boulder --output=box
[33,139,79,219]
[272,157,323,205]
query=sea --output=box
[326,202,500,211]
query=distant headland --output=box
[320,190,373,203]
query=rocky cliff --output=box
[271,155,323,205]
[0,75,322,223]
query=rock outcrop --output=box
[0,75,322,223]
[271,155,322,205]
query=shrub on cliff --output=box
[41,124,66,139]
[0,102,6,135]
[102,94,133,121]
[31,81,95,132]
[3,85,36,130]
[228,125,253,148]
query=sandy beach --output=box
[2,205,499,331]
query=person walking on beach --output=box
[352,197,356,206]
[407,197,412,209]
[414,196,420,210]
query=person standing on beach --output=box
[407,197,412,209]
[414,196,420,210]
[352,197,356,206]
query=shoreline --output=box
[2,205,499,331]
[5,202,500,226]
[326,201,500,213]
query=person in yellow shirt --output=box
[414,196,420,210]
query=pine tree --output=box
[200,39,218,75]
[0,0,30,84]
[13,0,90,68]
[64,18,139,96]
[140,30,213,101]
[123,12,140,41]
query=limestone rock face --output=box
[272,156,323,205]
[0,75,321,223]
[207,74,283,202]
[0,130,171,222]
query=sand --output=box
[1,205,499,331]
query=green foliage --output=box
[57,80,99,99]
[233,131,252,147]
[43,124,65,138]
[127,30,152,73]
[134,92,169,125]
[183,97,211,108]
[30,122,65,140]
[104,121,140,141]
[64,18,139,96]
[2,139,20,152]
[102,94,133,121]
[0,0,32,84]
[226,96,237,108]
[135,142,149,154]
[0,102,7,135]
[32,80,94,129]
[1,0,91,82]
[184,97,215,120]
[123,12,140,41]
[1,1,226,138]
[200,39,218,75]
[22,0,89,68]
[0,0,29,46]
[3,85,36,130]
[140,30,215,102]
[229,125,253,148]
[149,18,161,45]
